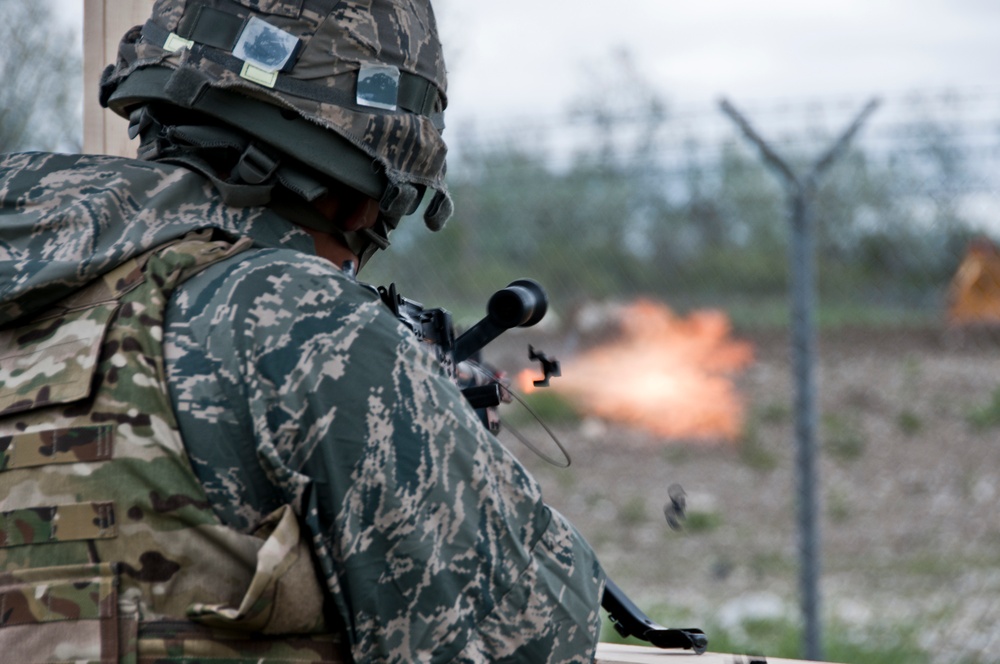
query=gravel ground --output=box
[490,324,1000,663]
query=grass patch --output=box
[757,402,792,424]
[738,402,786,472]
[706,617,931,664]
[660,445,692,465]
[684,510,723,534]
[896,409,923,436]
[823,551,1000,578]
[895,358,923,436]
[899,554,967,578]
[739,426,780,472]
[826,489,852,524]
[823,413,867,463]
[725,298,938,332]
[966,386,1000,430]
[749,552,794,578]
[617,497,648,527]
[725,297,791,330]
[506,389,579,426]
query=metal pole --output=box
[789,186,821,659]
[719,97,879,662]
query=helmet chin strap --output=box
[268,196,402,271]
[357,215,403,269]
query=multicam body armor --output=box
[0,152,605,664]
[0,230,347,662]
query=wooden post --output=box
[82,0,155,156]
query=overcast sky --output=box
[56,0,1000,126]
[439,0,1000,122]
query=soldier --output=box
[0,1,605,662]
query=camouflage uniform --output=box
[0,152,605,662]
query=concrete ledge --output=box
[597,643,836,663]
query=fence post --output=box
[719,97,879,662]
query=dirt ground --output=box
[490,324,1000,663]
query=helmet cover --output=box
[101,0,451,230]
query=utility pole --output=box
[720,97,879,662]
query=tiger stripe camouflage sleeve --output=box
[163,246,606,663]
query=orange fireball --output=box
[529,299,754,441]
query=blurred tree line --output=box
[367,65,997,325]
[0,1,81,152]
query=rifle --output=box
[370,277,708,655]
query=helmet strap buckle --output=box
[236,143,280,185]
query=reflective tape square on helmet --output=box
[234,16,303,72]
[356,65,400,111]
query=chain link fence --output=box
[365,89,1000,663]
[369,88,1000,318]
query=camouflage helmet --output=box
[100,0,452,258]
